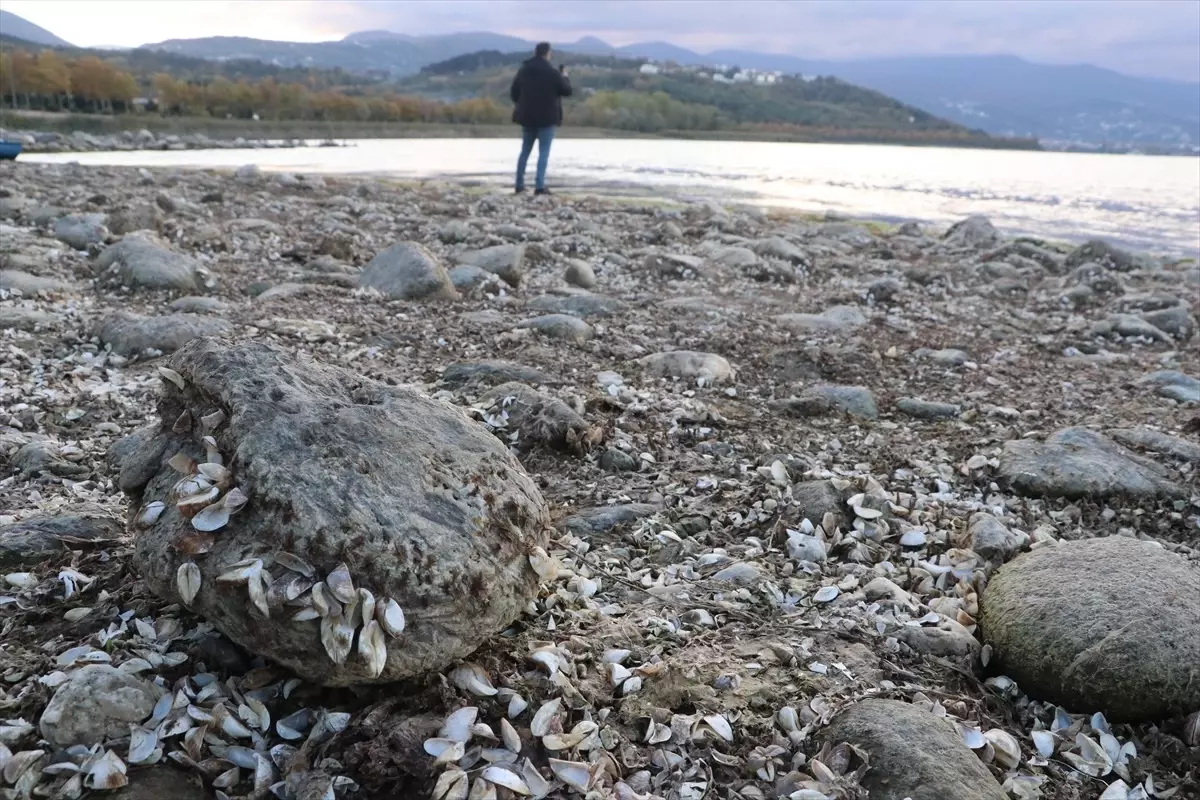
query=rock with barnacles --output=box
[39,665,164,747]
[981,536,1200,722]
[121,338,550,685]
[823,699,1007,800]
[477,382,599,453]
[996,427,1186,500]
[638,351,734,384]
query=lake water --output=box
[25,138,1200,256]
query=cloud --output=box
[4,0,1197,81]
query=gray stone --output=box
[599,448,639,472]
[643,252,712,280]
[1110,427,1200,463]
[753,236,808,265]
[639,351,734,384]
[0,270,70,295]
[898,622,981,658]
[1138,370,1200,403]
[824,699,1007,800]
[97,311,232,358]
[0,307,57,331]
[791,480,846,525]
[776,305,867,333]
[40,665,163,746]
[713,562,762,586]
[478,382,593,452]
[780,385,878,419]
[706,246,758,269]
[560,504,659,536]
[441,361,550,388]
[981,537,1200,721]
[54,213,108,250]
[449,264,502,296]
[0,511,123,568]
[457,244,525,286]
[358,242,457,300]
[437,220,473,244]
[11,439,90,479]
[563,260,597,289]
[526,293,625,318]
[966,512,1027,562]
[866,276,903,302]
[94,235,208,294]
[896,397,960,420]
[124,339,550,685]
[1064,239,1139,272]
[927,348,969,367]
[518,314,594,344]
[108,204,161,235]
[997,427,1186,499]
[168,296,229,314]
[1089,313,1172,343]
[942,215,1000,249]
[1139,305,1195,341]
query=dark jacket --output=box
[510,56,572,129]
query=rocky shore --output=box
[0,160,1197,800]
[0,128,312,154]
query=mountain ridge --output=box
[0,9,74,47]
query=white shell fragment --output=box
[549,759,591,793]
[157,366,186,389]
[451,663,498,697]
[176,562,202,605]
[357,619,387,678]
[326,562,356,604]
[378,597,406,638]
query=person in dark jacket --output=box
[510,42,572,195]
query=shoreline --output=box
[2,112,1042,152]
[12,159,1198,259]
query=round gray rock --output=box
[97,311,233,357]
[40,664,163,746]
[639,351,734,384]
[981,536,1200,721]
[358,241,457,300]
[121,339,550,685]
[823,699,1007,800]
[93,235,209,293]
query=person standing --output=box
[510,42,572,195]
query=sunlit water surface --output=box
[25,138,1200,256]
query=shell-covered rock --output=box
[119,338,550,685]
[981,536,1200,721]
[822,699,1007,800]
[40,664,163,747]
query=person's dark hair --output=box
[535,42,551,58]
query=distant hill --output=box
[398,50,1035,148]
[141,30,1200,151]
[0,10,73,47]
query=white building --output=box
[639,63,660,75]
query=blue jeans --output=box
[516,126,555,190]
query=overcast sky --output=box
[6,0,1199,82]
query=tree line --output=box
[0,48,510,123]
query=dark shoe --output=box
[514,187,526,194]
[534,188,553,196]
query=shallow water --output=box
[25,138,1200,256]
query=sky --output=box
[5,0,1199,82]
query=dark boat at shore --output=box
[0,141,22,160]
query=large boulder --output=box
[822,699,1007,800]
[997,427,1186,500]
[119,339,550,685]
[981,537,1200,721]
[456,244,526,286]
[40,665,163,746]
[97,311,232,357]
[93,235,210,293]
[0,269,71,295]
[358,242,457,300]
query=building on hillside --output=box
[639,63,660,75]
[713,73,732,83]
[732,71,752,83]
